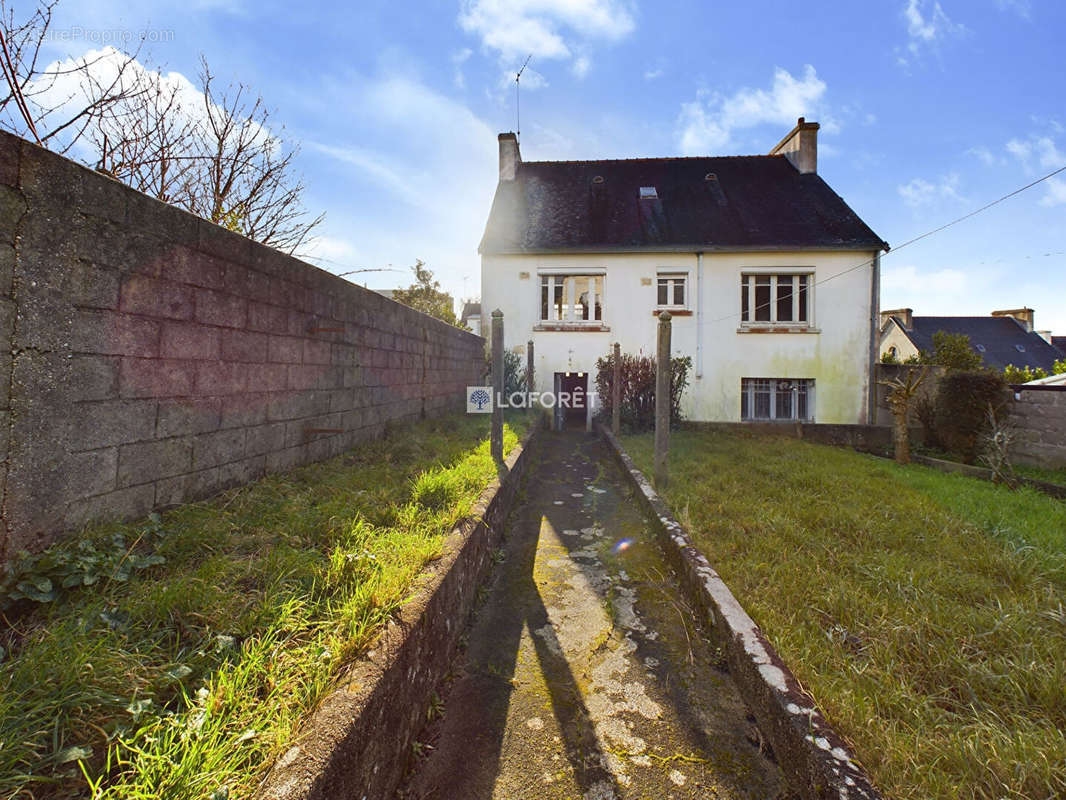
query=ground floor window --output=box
[741,378,813,421]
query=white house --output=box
[479,119,888,425]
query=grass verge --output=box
[0,412,527,799]
[622,428,1066,800]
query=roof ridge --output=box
[523,154,781,166]
[915,315,1024,320]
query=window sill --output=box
[741,418,815,424]
[534,323,611,332]
[653,309,692,316]
[736,325,820,334]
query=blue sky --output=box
[40,0,1066,332]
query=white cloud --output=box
[19,46,280,165]
[499,65,548,91]
[643,67,663,81]
[571,55,591,78]
[676,65,828,155]
[307,72,499,297]
[968,146,1003,166]
[300,235,363,269]
[995,0,1031,18]
[897,173,963,207]
[882,264,966,296]
[1006,133,1066,205]
[458,0,635,77]
[897,0,965,65]
[1042,178,1066,207]
[452,48,473,89]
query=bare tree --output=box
[182,58,322,253]
[0,4,321,253]
[91,57,322,253]
[91,72,198,202]
[0,0,146,153]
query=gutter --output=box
[696,251,703,378]
[867,251,881,424]
[482,243,889,256]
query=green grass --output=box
[622,428,1066,800]
[913,444,1066,488]
[1012,462,1066,487]
[0,413,527,800]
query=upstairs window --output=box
[656,271,687,309]
[741,378,814,422]
[740,273,811,325]
[540,274,603,324]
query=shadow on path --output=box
[398,431,783,800]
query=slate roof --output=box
[461,301,481,320]
[1053,335,1066,353]
[890,315,1066,372]
[480,155,887,254]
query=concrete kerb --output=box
[906,454,1066,500]
[256,418,541,800]
[597,422,883,800]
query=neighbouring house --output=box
[478,118,888,424]
[461,300,482,336]
[879,307,1065,372]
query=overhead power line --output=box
[707,162,1066,325]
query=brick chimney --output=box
[769,117,819,174]
[498,132,521,181]
[991,307,1035,332]
[881,308,913,331]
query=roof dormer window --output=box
[639,186,658,200]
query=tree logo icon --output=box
[467,386,493,413]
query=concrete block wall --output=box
[872,363,944,427]
[1010,387,1066,469]
[0,131,484,560]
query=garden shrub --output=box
[933,370,1010,463]
[594,351,691,431]
[484,349,528,398]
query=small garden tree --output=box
[924,331,985,371]
[392,260,459,326]
[879,368,927,464]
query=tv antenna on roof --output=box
[515,54,532,143]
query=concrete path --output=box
[397,431,784,800]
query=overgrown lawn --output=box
[0,413,526,799]
[622,428,1066,800]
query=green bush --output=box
[1004,363,1048,384]
[933,371,1010,463]
[485,350,527,398]
[594,351,691,431]
[922,331,985,371]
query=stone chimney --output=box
[881,308,913,331]
[991,307,1035,332]
[769,117,819,174]
[498,132,521,181]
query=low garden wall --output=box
[600,423,883,800]
[0,131,484,560]
[685,420,905,454]
[1010,385,1066,469]
[258,421,538,800]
